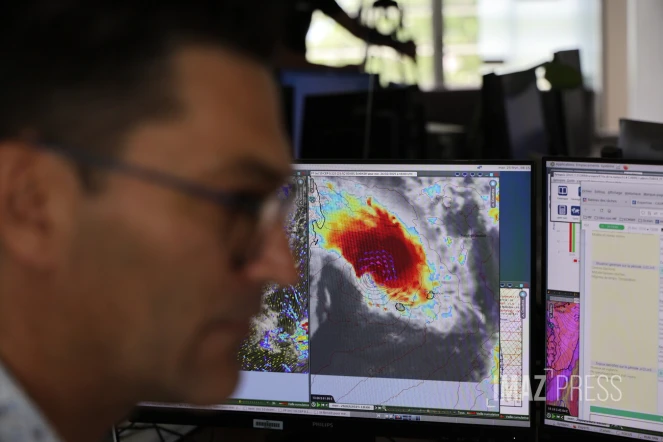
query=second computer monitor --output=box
[543,158,663,441]
[134,161,535,438]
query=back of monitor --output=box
[619,118,663,160]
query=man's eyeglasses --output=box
[35,143,295,267]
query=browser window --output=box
[580,183,663,434]
[544,160,663,441]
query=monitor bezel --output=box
[130,159,537,440]
[541,156,663,442]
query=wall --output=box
[627,0,663,124]
[602,0,663,132]
[601,0,627,133]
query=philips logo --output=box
[312,422,334,428]
[253,420,283,430]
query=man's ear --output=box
[0,142,79,270]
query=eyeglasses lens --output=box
[229,182,297,268]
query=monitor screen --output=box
[543,158,663,440]
[137,162,534,433]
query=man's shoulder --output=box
[0,362,62,442]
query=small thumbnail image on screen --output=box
[546,300,580,417]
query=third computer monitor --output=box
[544,158,663,441]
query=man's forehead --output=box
[168,45,291,184]
[174,46,280,121]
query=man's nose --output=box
[243,224,298,287]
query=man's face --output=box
[64,47,297,404]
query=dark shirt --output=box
[282,0,343,54]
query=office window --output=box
[305,0,365,70]
[476,0,602,90]
[443,0,481,88]
[306,0,435,90]
[305,0,601,90]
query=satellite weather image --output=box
[307,175,500,387]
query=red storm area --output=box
[325,198,429,305]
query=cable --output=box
[357,0,376,160]
[115,421,194,442]
[153,425,166,442]
[116,422,135,436]
[116,422,156,438]
[362,72,377,159]
[155,426,186,439]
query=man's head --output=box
[0,1,296,407]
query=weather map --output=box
[546,301,580,416]
[238,180,310,373]
[307,175,501,407]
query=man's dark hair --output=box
[0,1,284,187]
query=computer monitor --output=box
[278,69,372,159]
[132,161,535,439]
[299,88,426,160]
[618,119,663,160]
[502,69,550,160]
[480,69,549,160]
[280,85,294,143]
[552,50,593,158]
[541,90,567,156]
[480,73,510,159]
[543,158,663,440]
